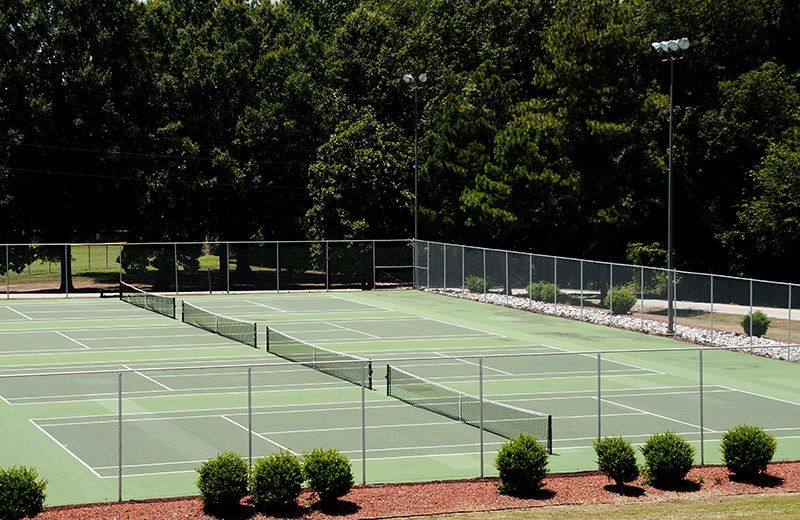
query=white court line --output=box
[29,419,102,478]
[599,396,717,432]
[5,306,33,320]
[718,385,800,408]
[329,295,394,311]
[542,343,665,375]
[259,421,459,435]
[326,321,380,339]
[0,343,239,358]
[316,333,493,344]
[55,331,91,349]
[122,365,173,391]
[433,352,513,375]
[420,316,505,338]
[219,415,297,454]
[244,300,286,312]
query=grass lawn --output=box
[424,494,800,520]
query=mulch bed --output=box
[39,462,800,519]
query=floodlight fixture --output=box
[403,74,413,83]
[419,73,427,83]
[651,38,690,61]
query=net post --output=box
[174,243,179,295]
[118,370,123,502]
[699,348,704,465]
[547,415,553,455]
[171,295,176,320]
[253,323,258,349]
[361,361,367,485]
[479,356,484,478]
[596,352,601,440]
[248,366,253,471]
[385,364,391,395]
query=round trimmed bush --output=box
[593,437,639,486]
[741,311,771,337]
[303,448,353,504]
[0,466,47,520]
[250,452,303,510]
[465,275,485,294]
[721,425,777,479]
[527,282,568,303]
[602,285,637,315]
[196,452,248,512]
[640,432,695,487]
[495,434,549,495]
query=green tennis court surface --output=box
[1,290,798,506]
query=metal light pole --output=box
[403,73,427,240]
[652,38,689,334]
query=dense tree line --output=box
[1,0,798,281]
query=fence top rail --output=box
[413,239,800,288]
[0,239,412,247]
[0,344,796,379]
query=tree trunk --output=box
[58,245,76,293]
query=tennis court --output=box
[1,290,799,506]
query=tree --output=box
[306,108,412,240]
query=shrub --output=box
[464,275,485,294]
[495,434,549,495]
[303,449,353,504]
[640,432,695,487]
[250,452,303,510]
[721,425,777,480]
[196,452,248,512]
[527,282,567,303]
[0,466,47,520]
[741,311,771,337]
[602,284,637,315]
[593,437,639,486]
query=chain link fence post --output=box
[699,349,704,465]
[482,248,486,302]
[361,361,367,485]
[118,371,123,502]
[710,275,715,345]
[226,243,231,294]
[597,353,601,440]
[640,266,645,331]
[173,243,179,295]
[479,356,484,478]
[276,242,280,293]
[248,366,253,470]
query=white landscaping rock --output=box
[424,288,798,363]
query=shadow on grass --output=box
[603,484,645,497]
[730,473,784,488]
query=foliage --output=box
[640,432,695,487]
[250,452,304,510]
[0,466,47,520]
[495,434,549,495]
[593,437,639,486]
[740,310,771,337]
[465,275,486,293]
[603,284,637,315]
[721,425,777,479]
[527,282,568,303]
[302,448,353,504]
[196,452,249,513]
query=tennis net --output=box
[386,365,552,453]
[267,328,372,389]
[119,281,176,319]
[182,301,258,348]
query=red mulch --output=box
[39,462,800,520]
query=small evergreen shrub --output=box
[250,452,303,510]
[721,425,777,480]
[495,434,549,495]
[527,282,567,303]
[465,275,485,294]
[303,449,353,504]
[640,432,695,487]
[196,452,248,512]
[602,285,637,315]
[0,466,47,520]
[740,311,771,337]
[593,437,639,486]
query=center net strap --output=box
[386,364,552,453]
[267,328,373,389]
[181,301,258,348]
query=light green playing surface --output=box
[0,290,798,506]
